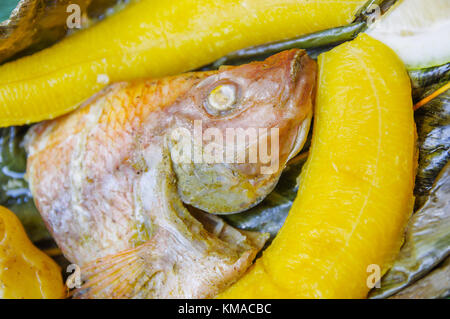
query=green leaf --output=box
[409,63,450,90]
[413,83,450,210]
[388,257,450,299]
[210,22,367,68]
[370,161,450,298]
[409,63,450,100]
[0,126,51,242]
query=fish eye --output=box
[205,83,237,115]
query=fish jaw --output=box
[170,50,317,214]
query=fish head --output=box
[168,49,316,214]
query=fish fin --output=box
[72,242,157,299]
[73,204,269,299]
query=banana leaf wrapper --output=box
[413,83,450,210]
[370,161,450,298]
[409,63,450,90]
[389,257,450,299]
[0,126,51,242]
[210,22,367,68]
[409,63,450,100]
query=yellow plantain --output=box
[219,34,417,298]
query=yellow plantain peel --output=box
[0,0,365,127]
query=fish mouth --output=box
[287,111,312,162]
[286,49,315,162]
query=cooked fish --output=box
[25,49,316,298]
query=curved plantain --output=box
[219,34,417,298]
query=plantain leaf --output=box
[409,64,450,101]
[409,63,450,90]
[388,257,450,299]
[0,126,51,242]
[413,83,450,210]
[370,161,450,298]
[210,22,367,68]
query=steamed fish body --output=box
[25,50,316,298]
